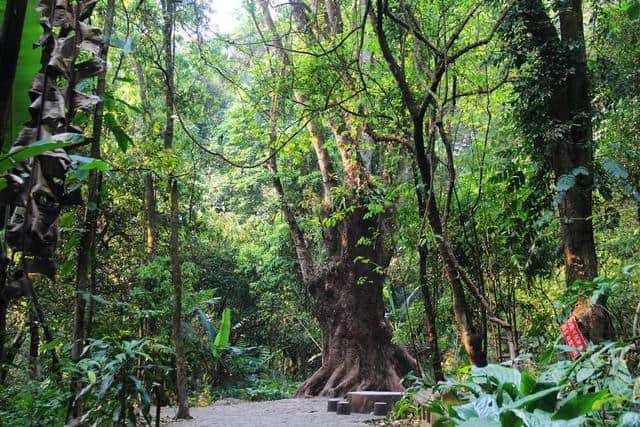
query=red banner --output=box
[560,316,588,360]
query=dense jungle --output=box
[0,0,640,425]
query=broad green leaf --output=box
[552,390,611,420]
[194,308,217,343]
[0,135,81,173]
[457,417,500,427]
[472,364,521,388]
[213,307,231,355]
[503,386,562,411]
[509,408,584,427]
[520,371,536,396]
[2,0,42,149]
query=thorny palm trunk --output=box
[518,0,613,341]
[162,0,190,418]
[0,0,27,150]
[70,0,115,418]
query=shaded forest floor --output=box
[163,398,385,426]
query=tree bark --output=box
[296,209,416,396]
[516,0,613,341]
[170,178,190,418]
[0,0,27,151]
[136,55,157,336]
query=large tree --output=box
[504,0,613,341]
[255,0,417,396]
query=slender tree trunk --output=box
[71,0,115,418]
[414,169,444,381]
[162,0,190,417]
[136,55,157,336]
[418,247,444,381]
[170,178,190,417]
[69,0,115,418]
[0,0,27,151]
[28,306,39,379]
[0,256,8,382]
[143,173,157,334]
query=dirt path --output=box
[164,398,384,427]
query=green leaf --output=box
[0,135,81,173]
[503,386,562,411]
[71,154,110,171]
[552,390,611,420]
[213,307,231,355]
[3,0,42,149]
[520,371,536,396]
[104,112,132,152]
[575,367,595,383]
[194,308,217,343]
[457,417,501,427]
[87,370,97,384]
[472,364,522,389]
[508,408,584,427]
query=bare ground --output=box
[163,398,384,427]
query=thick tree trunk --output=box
[0,0,27,151]
[557,0,612,342]
[517,0,613,342]
[296,260,416,397]
[258,0,415,395]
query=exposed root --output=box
[295,344,416,397]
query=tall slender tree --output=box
[161,0,190,418]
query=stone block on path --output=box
[346,391,404,413]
